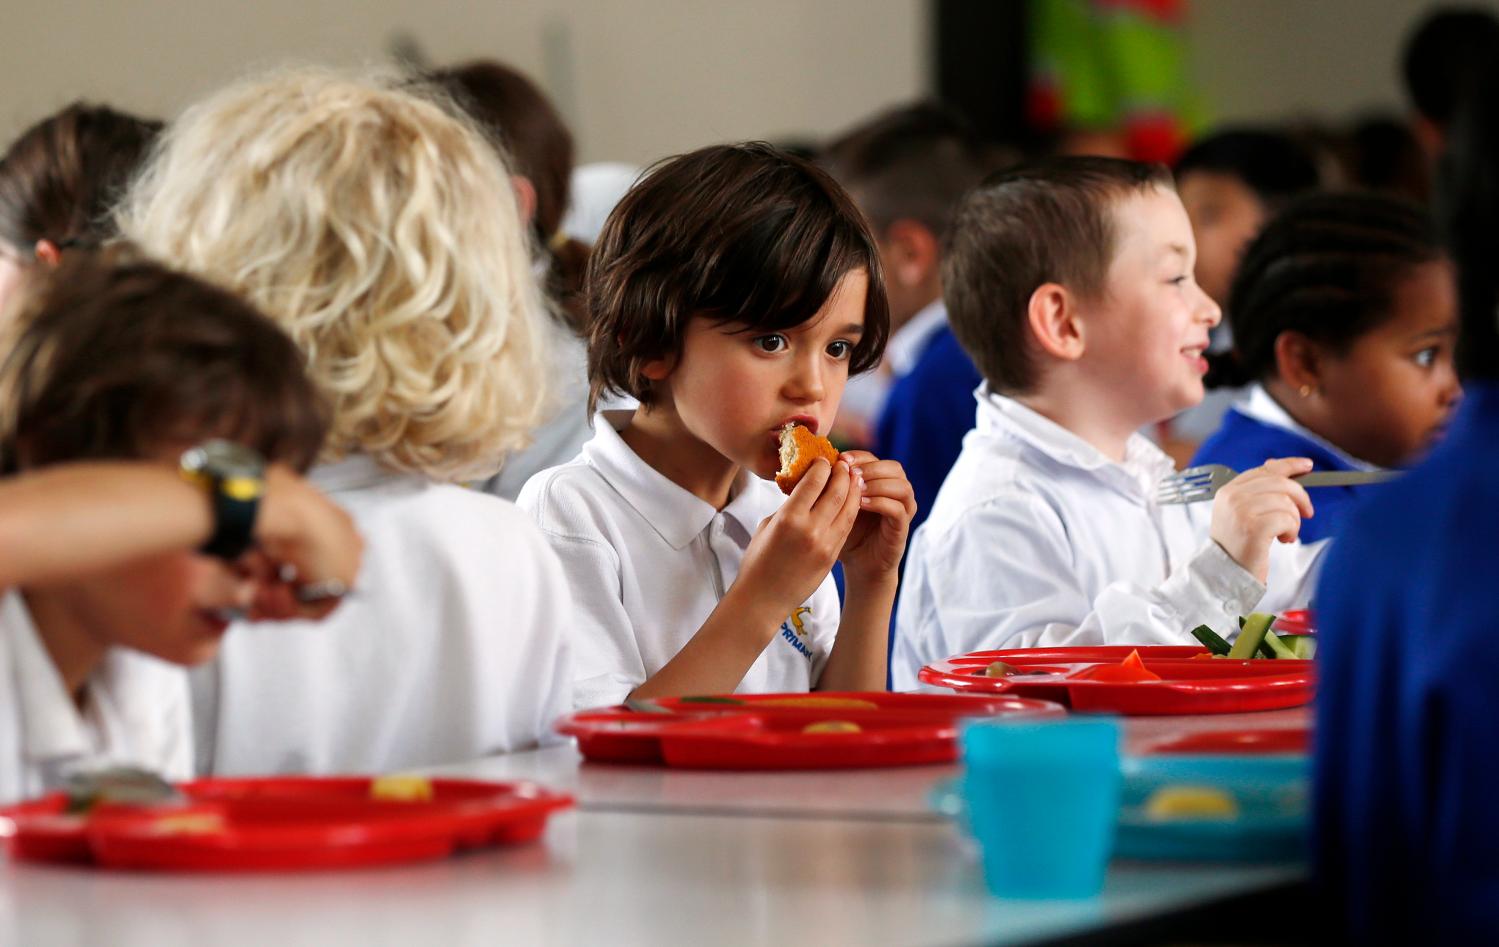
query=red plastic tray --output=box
[919,647,1315,715]
[1273,610,1316,636]
[556,691,1064,768]
[0,777,572,871]
[1145,727,1311,755]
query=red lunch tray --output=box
[918,646,1315,716]
[1145,727,1312,755]
[0,777,572,871]
[1273,609,1316,636]
[555,691,1064,769]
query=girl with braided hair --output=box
[1191,191,1461,541]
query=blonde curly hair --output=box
[120,67,551,481]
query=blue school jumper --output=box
[1314,381,1499,942]
[873,325,983,538]
[1192,407,1365,543]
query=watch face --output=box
[182,439,266,479]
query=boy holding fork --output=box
[892,157,1326,687]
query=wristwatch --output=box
[179,440,266,560]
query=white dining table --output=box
[0,707,1312,947]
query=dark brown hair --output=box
[942,156,1173,394]
[428,60,590,331]
[0,103,162,253]
[586,142,889,413]
[0,248,329,474]
[821,101,988,237]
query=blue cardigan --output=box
[873,325,982,538]
[1314,381,1499,941]
[1192,407,1367,543]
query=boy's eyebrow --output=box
[1411,325,1459,340]
[1162,242,1190,259]
[839,322,866,336]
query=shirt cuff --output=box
[1163,540,1267,630]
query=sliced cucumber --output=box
[1286,636,1317,660]
[1228,612,1276,660]
[1190,624,1233,655]
[1259,631,1298,660]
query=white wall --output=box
[1187,0,1499,125]
[3,0,1495,163]
[0,0,928,166]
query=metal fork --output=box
[1154,463,1399,505]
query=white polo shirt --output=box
[193,455,575,776]
[517,412,840,710]
[0,591,192,805]
[892,386,1327,688]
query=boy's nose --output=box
[1198,288,1223,326]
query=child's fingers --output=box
[784,458,833,512]
[830,464,863,536]
[809,460,854,521]
[1257,457,1315,480]
[838,449,878,469]
[845,458,905,482]
[859,496,911,523]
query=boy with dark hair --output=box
[892,157,1324,687]
[822,102,986,536]
[0,250,361,803]
[521,142,915,705]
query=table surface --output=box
[432,707,1311,820]
[1,706,1311,947]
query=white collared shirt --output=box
[1238,384,1383,472]
[517,412,841,710]
[0,592,191,804]
[193,455,575,775]
[891,386,1327,688]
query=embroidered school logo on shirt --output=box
[778,606,814,660]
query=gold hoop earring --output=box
[1298,384,1314,398]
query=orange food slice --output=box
[775,424,840,494]
[755,696,881,710]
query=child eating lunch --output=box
[518,143,915,707]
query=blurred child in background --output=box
[122,69,574,775]
[1193,192,1460,541]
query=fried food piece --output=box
[775,423,840,494]
[755,696,881,710]
[801,720,863,734]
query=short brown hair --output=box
[822,101,988,236]
[0,248,328,474]
[429,59,590,332]
[586,142,889,413]
[943,156,1172,394]
[0,103,161,252]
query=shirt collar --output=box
[6,593,92,763]
[1239,384,1383,472]
[309,453,427,493]
[583,411,765,550]
[886,300,949,377]
[975,384,1176,496]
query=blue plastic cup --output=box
[960,717,1122,899]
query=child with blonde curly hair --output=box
[121,68,573,774]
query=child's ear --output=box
[639,354,675,382]
[882,219,941,289]
[1026,283,1085,362]
[510,176,538,226]
[33,240,61,267]
[1274,330,1323,396]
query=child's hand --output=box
[1209,457,1315,584]
[248,465,364,620]
[836,450,916,584]
[739,458,862,614]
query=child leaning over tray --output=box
[0,250,361,805]
[892,157,1326,688]
[519,143,916,707]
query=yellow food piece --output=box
[755,697,880,710]
[801,720,863,734]
[150,812,227,835]
[984,661,1021,678]
[1143,785,1240,820]
[370,775,435,802]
